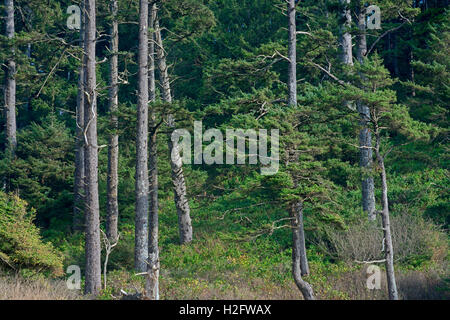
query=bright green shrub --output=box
[0,192,63,276]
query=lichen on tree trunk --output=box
[106,0,120,243]
[375,131,399,300]
[5,0,17,154]
[146,2,160,300]
[154,14,193,245]
[356,5,376,221]
[83,0,102,296]
[135,0,150,273]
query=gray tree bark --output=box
[292,203,315,300]
[154,15,193,245]
[146,3,159,299]
[135,0,149,273]
[338,0,353,66]
[73,0,86,232]
[287,0,297,107]
[375,131,399,300]
[83,0,102,296]
[287,0,314,299]
[356,5,376,221]
[4,0,16,154]
[293,202,309,276]
[106,0,119,242]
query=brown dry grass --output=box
[1,269,447,300]
[0,275,81,300]
[104,266,449,300]
[314,266,449,300]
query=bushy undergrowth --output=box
[0,192,64,277]
[1,167,447,300]
[75,196,448,300]
[314,212,448,267]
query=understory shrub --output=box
[0,192,64,276]
[315,212,448,266]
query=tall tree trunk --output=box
[293,202,309,276]
[287,0,297,107]
[146,3,159,299]
[375,132,399,300]
[135,0,149,272]
[106,0,119,242]
[4,0,16,154]
[154,15,193,245]
[73,0,85,232]
[291,203,315,300]
[83,0,102,295]
[338,0,353,66]
[356,4,376,221]
[287,0,314,299]
[338,0,354,112]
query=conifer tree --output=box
[287,0,315,300]
[135,0,150,272]
[73,0,86,232]
[83,0,102,295]
[146,1,160,300]
[4,0,16,154]
[106,0,119,242]
[349,54,432,300]
[355,1,376,221]
[154,6,193,245]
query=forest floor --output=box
[1,248,448,300]
[2,198,449,300]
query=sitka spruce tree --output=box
[4,0,16,156]
[83,0,102,295]
[146,1,160,300]
[106,0,120,243]
[347,54,434,300]
[355,1,376,221]
[154,11,193,245]
[287,0,314,300]
[152,0,215,245]
[134,0,150,273]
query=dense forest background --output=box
[0,0,448,300]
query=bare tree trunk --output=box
[154,15,193,245]
[375,133,399,300]
[135,0,149,272]
[338,0,355,120]
[146,2,159,300]
[106,0,119,242]
[83,0,102,296]
[4,0,16,154]
[410,1,416,97]
[291,203,315,300]
[356,6,367,63]
[73,0,85,232]
[356,4,376,221]
[338,0,353,66]
[293,202,309,276]
[287,0,297,107]
[287,0,314,299]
